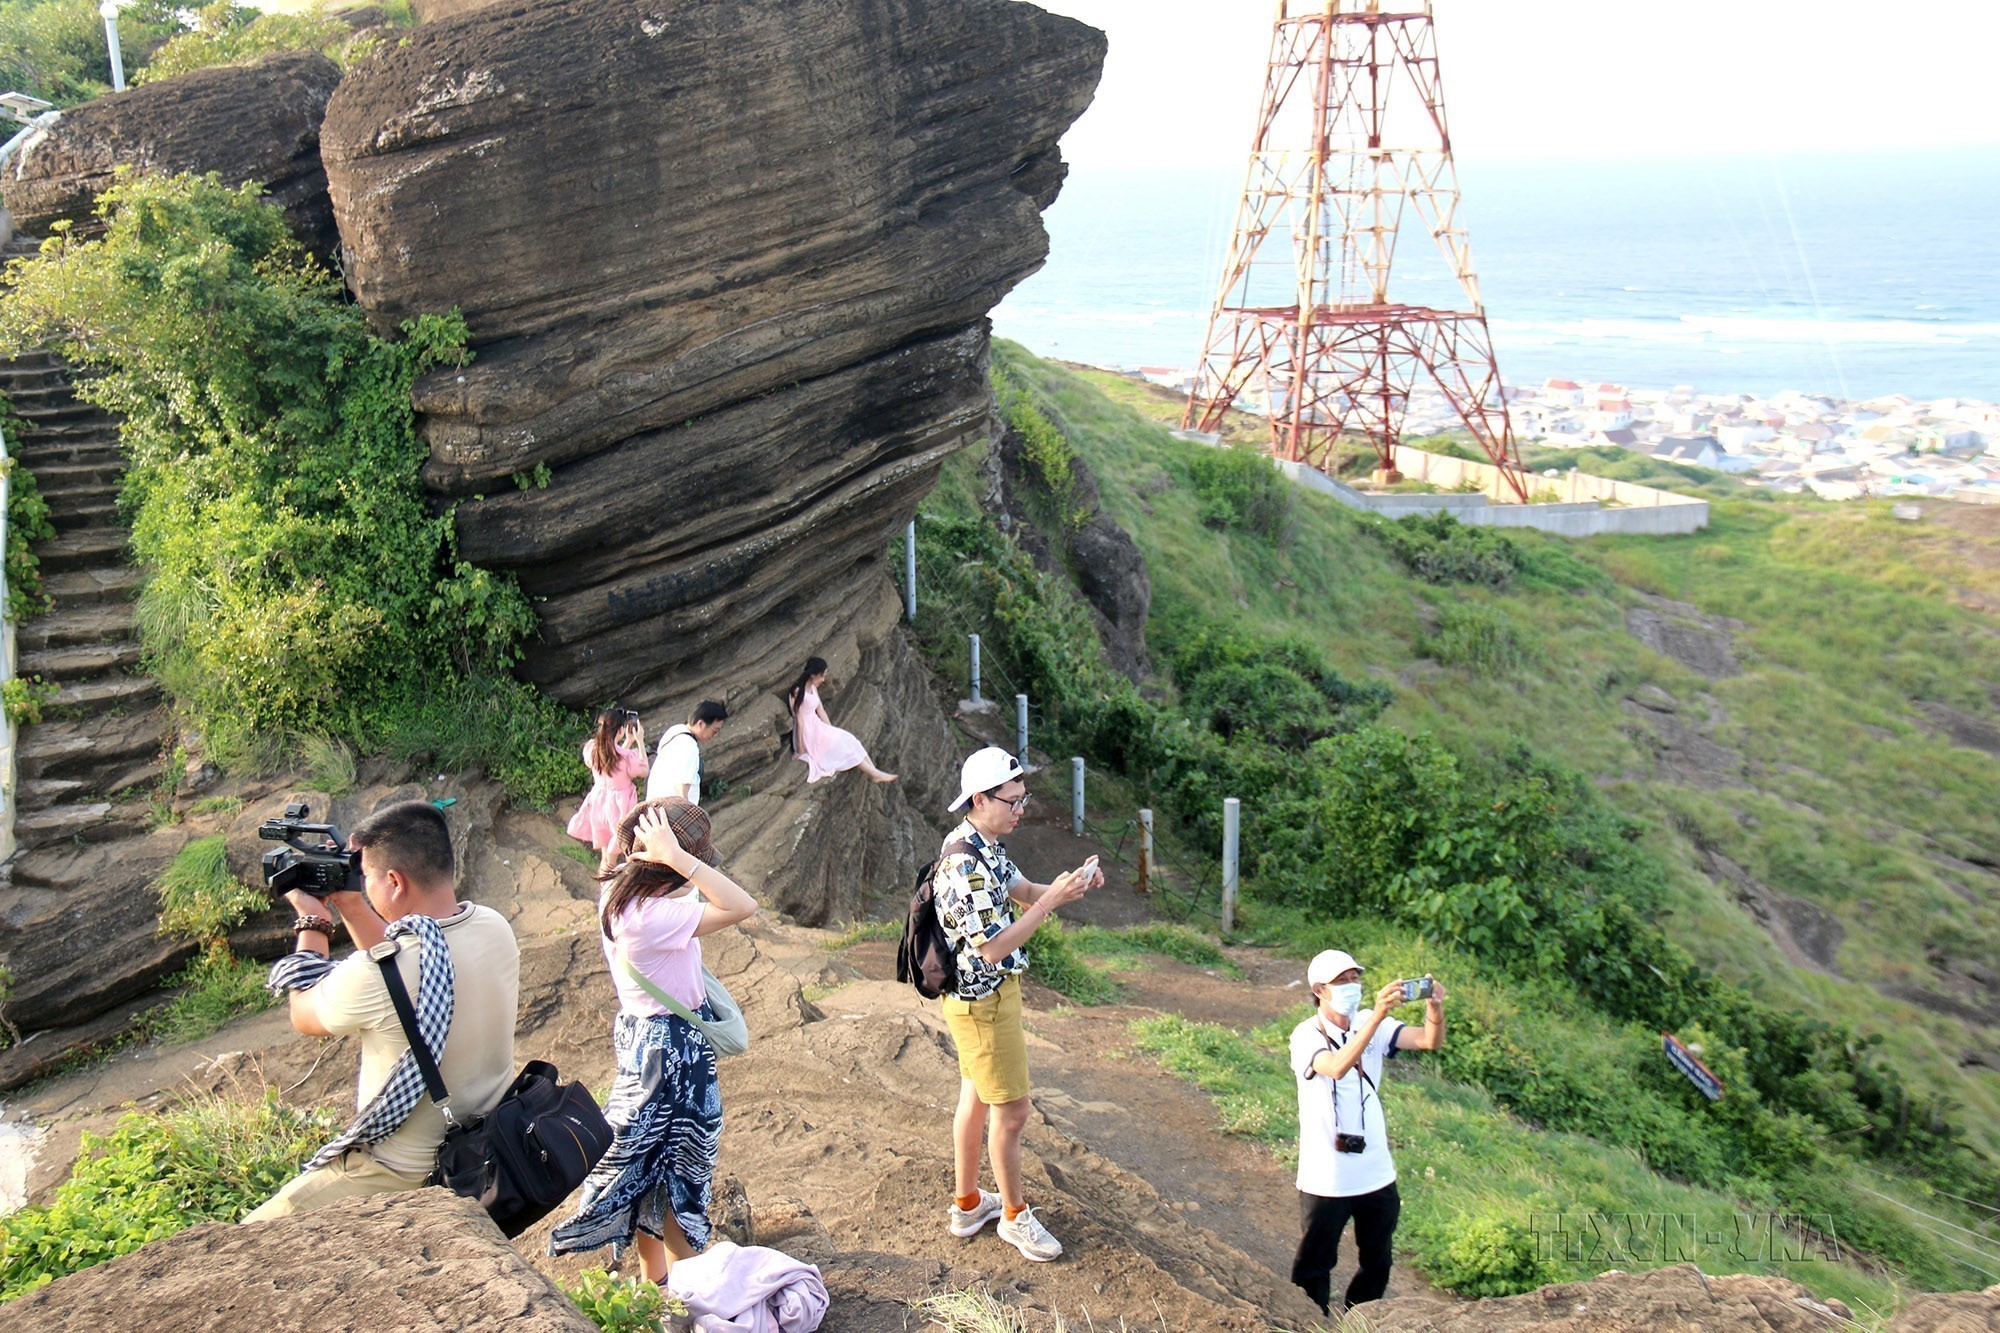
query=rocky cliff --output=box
[319,0,1104,920]
[0,52,342,257]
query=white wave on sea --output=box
[1489,314,2000,348]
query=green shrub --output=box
[1375,512,1515,585]
[150,952,274,1045]
[1186,444,1292,540]
[1416,1213,1559,1297]
[993,367,1084,529]
[0,1093,339,1300]
[1426,600,1529,675]
[1,674,56,726]
[0,172,574,802]
[561,1268,683,1333]
[153,835,264,950]
[133,1,355,85]
[3,453,55,622]
[0,0,184,105]
[1025,918,1121,1005]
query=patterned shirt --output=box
[933,820,1027,1000]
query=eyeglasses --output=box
[982,790,1031,813]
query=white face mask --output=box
[1325,982,1363,1019]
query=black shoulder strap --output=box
[375,943,453,1117]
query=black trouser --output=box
[1291,1181,1400,1314]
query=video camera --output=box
[259,801,363,898]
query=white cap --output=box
[1307,949,1363,986]
[949,746,1027,812]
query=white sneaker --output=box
[996,1205,1063,1262]
[948,1189,1003,1238]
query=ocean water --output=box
[993,148,2000,403]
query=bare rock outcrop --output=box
[319,0,1103,919]
[0,51,342,256]
[1356,1264,1859,1331]
[4,1190,595,1331]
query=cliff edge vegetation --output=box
[898,339,2000,1305]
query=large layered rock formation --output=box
[0,51,342,256]
[320,0,1104,919]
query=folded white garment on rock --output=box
[667,1240,829,1333]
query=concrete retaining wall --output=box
[1272,450,1710,537]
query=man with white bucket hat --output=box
[933,746,1103,1262]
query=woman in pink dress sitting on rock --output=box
[569,709,650,865]
[787,657,896,784]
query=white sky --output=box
[1034,0,2000,168]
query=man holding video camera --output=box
[242,801,520,1222]
[1288,949,1446,1316]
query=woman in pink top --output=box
[549,798,759,1283]
[786,656,896,784]
[568,710,648,864]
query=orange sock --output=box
[1003,1202,1027,1221]
[956,1192,981,1213]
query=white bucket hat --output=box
[949,746,1027,812]
[1307,949,1363,986]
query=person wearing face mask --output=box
[1288,948,1447,1316]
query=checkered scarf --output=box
[281,914,457,1174]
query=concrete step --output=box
[42,567,144,606]
[16,708,171,780]
[16,603,136,651]
[8,400,100,429]
[13,436,123,468]
[95,755,168,797]
[49,674,160,713]
[46,498,122,532]
[32,527,129,573]
[14,443,122,472]
[1,384,84,412]
[13,801,119,850]
[32,459,125,492]
[18,639,145,681]
[15,776,89,812]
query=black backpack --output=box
[897,837,992,1000]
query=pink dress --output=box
[567,743,648,849]
[794,684,869,783]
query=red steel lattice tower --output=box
[1183,0,1527,499]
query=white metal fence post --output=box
[904,520,917,621]
[968,633,983,706]
[1221,797,1240,933]
[1016,694,1029,758]
[1071,757,1085,835]
[1137,808,1153,895]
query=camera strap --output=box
[1317,1020,1380,1138]
[376,943,458,1128]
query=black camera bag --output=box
[377,949,613,1237]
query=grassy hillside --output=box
[911,340,2000,1304]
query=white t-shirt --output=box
[1291,1009,1405,1198]
[646,726,702,804]
[312,903,520,1180]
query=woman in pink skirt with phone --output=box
[570,709,650,866]
[786,657,896,784]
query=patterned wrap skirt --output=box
[548,1007,720,1259]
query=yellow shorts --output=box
[942,974,1030,1105]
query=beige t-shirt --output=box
[312,903,520,1179]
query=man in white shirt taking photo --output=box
[647,699,728,806]
[1288,948,1446,1317]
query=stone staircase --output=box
[0,233,191,1079]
